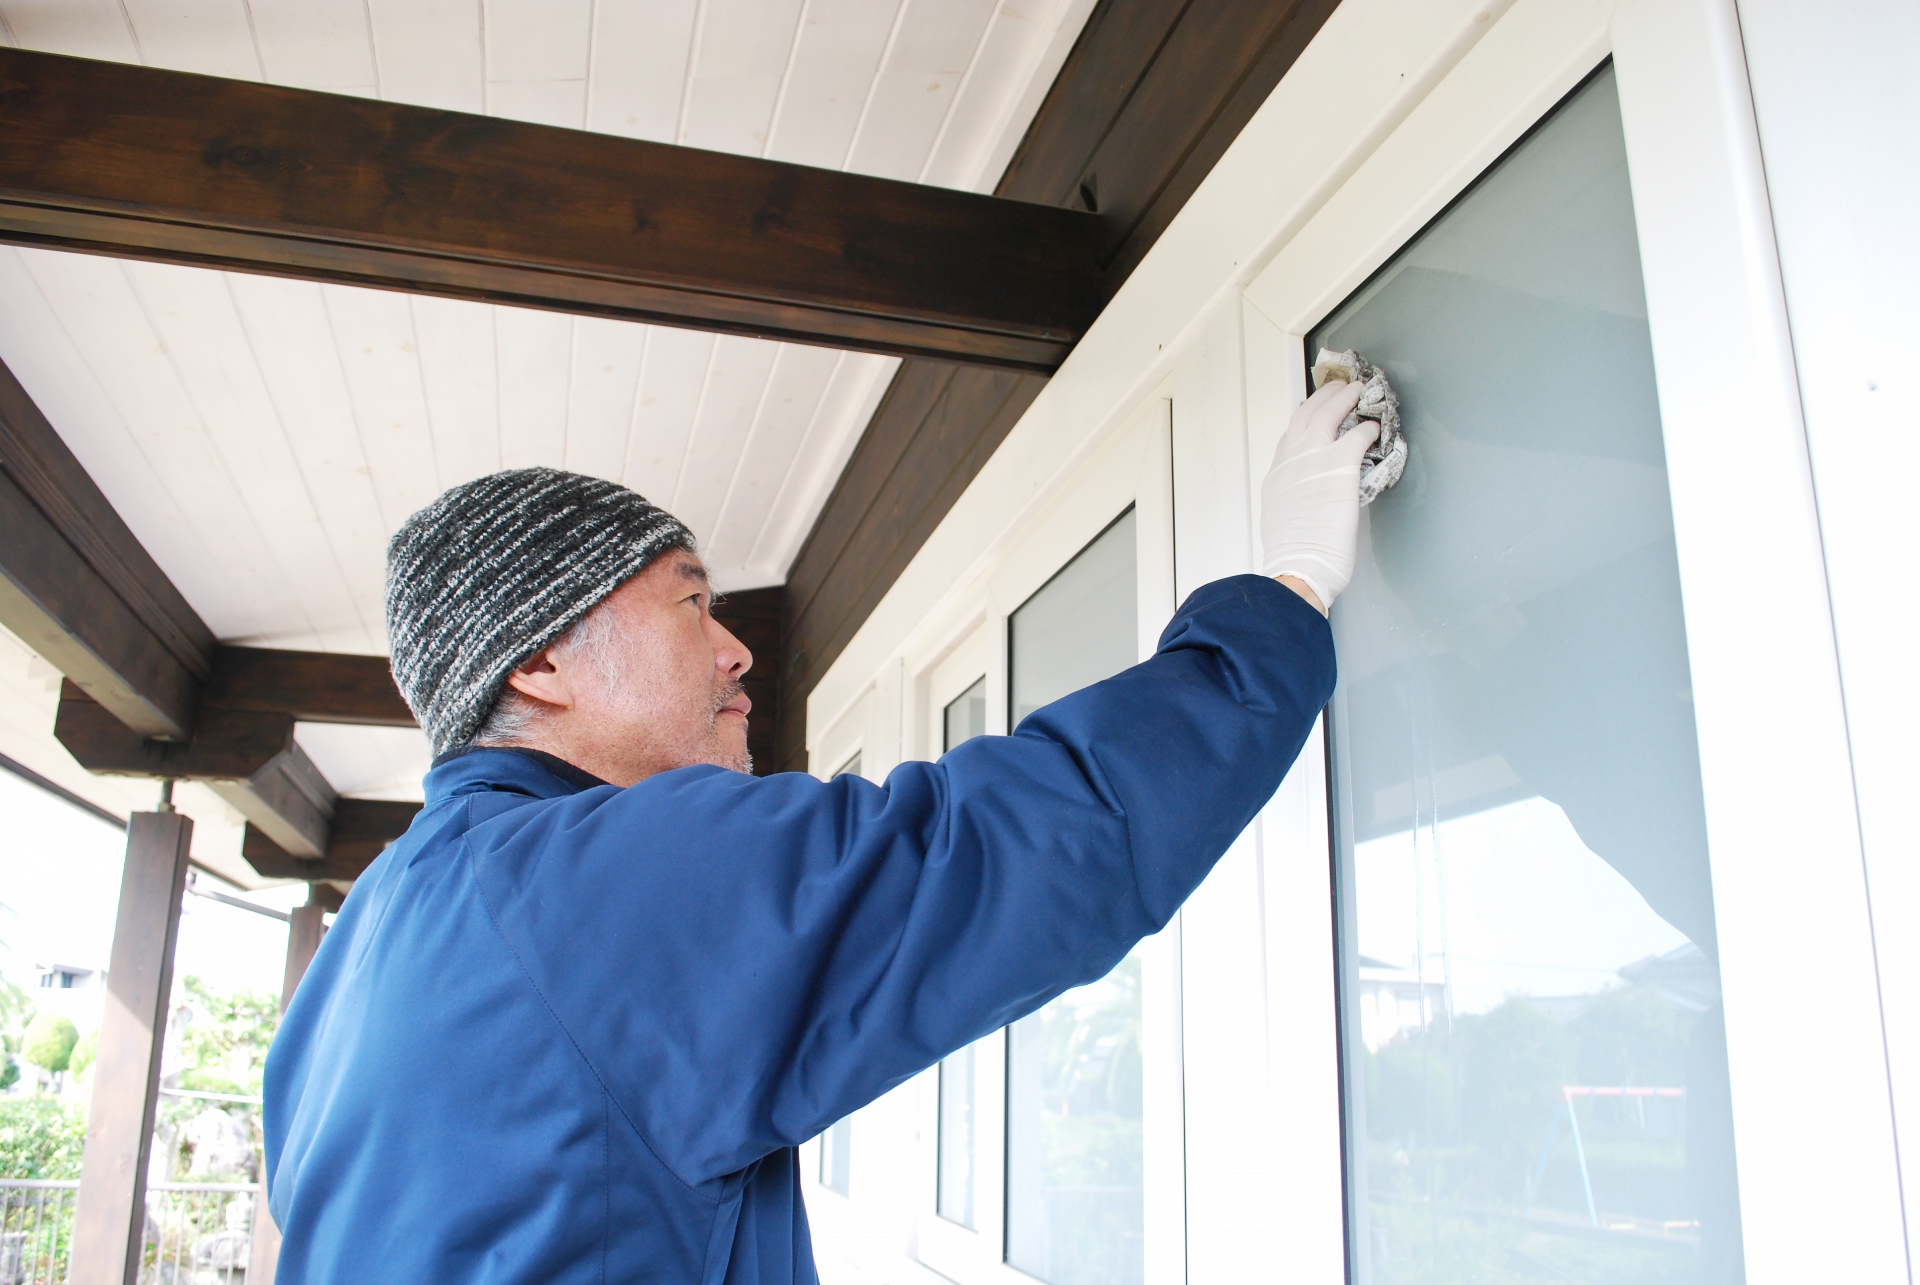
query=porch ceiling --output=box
[0,0,1094,881]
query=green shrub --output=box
[0,1098,86,1178]
[67,1029,97,1079]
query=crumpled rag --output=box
[1311,347,1407,506]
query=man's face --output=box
[503,550,752,786]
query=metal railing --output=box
[0,1179,262,1284]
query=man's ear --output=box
[502,648,573,710]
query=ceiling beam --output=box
[774,0,1342,771]
[204,645,413,727]
[242,799,423,884]
[55,681,336,856]
[0,47,1108,374]
[0,360,210,740]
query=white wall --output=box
[1736,0,1920,1250]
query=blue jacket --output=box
[264,574,1334,1283]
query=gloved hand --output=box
[1261,379,1379,612]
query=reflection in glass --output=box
[938,1045,978,1226]
[1004,510,1143,1285]
[937,675,990,1227]
[944,677,988,752]
[1317,66,1743,1284]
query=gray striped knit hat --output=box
[385,468,695,755]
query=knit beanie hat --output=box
[386,468,695,755]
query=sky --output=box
[0,770,306,1026]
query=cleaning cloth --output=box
[1311,348,1407,505]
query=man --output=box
[264,380,1376,1282]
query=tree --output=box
[175,976,279,1096]
[22,1013,77,1080]
[68,1029,98,1079]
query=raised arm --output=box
[465,574,1333,1185]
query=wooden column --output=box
[250,884,332,1285]
[279,897,326,1012]
[69,807,193,1285]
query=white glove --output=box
[1261,380,1379,610]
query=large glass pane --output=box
[1315,66,1743,1285]
[938,676,989,1227]
[1004,510,1144,1285]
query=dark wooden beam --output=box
[774,0,1342,771]
[0,358,210,739]
[205,644,413,727]
[0,47,1108,374]
[56,681,336,857]
[242,799,422,883]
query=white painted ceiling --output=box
[0,0,1095,881]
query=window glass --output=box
[1004,510,1144,1285]
[938,1045,978,1226]
[1315,65,1743,1284]
[937,675,990,1227]
[834,753,861,779]
[943,677,987,752]
[820,1117,852,1195]
[1009,510,1136,724]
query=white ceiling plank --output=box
[0,0,139,59]
[667,334,781,545]
[762,0,898,169]
[485,0,590,127]
[844,0,996,181]
[121,0,263,78]
[621,326,715,506]
[704,343,838,579]
[918,0,1097,192]
[225,274,391,650]
[565,317,648,481]
[367,0,483,111]
[680,0,807,156]
[121,261,362,647]
[748,349,895,576]
[410,295,501,487]
[319,284,445,539]
[294,723,430,801]
[584,0,698,142]
[247,0,377,91]
[495,307,572,469]
[11,251,293,643]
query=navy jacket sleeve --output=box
[464,574,1332,1185]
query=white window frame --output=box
[904,396,1184,1285]
[1229,0,1904,1279]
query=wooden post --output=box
[250,884,330,1285]
[68,807,192,1285]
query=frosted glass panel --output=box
[938,1045,978,1226]
[1009,510,1136,724]
[1004,510,1143,1285]
[1315,66,1744,1284]
[944,677,987,752]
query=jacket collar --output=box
[424,746,611,803]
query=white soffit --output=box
[0,0,1094,852]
